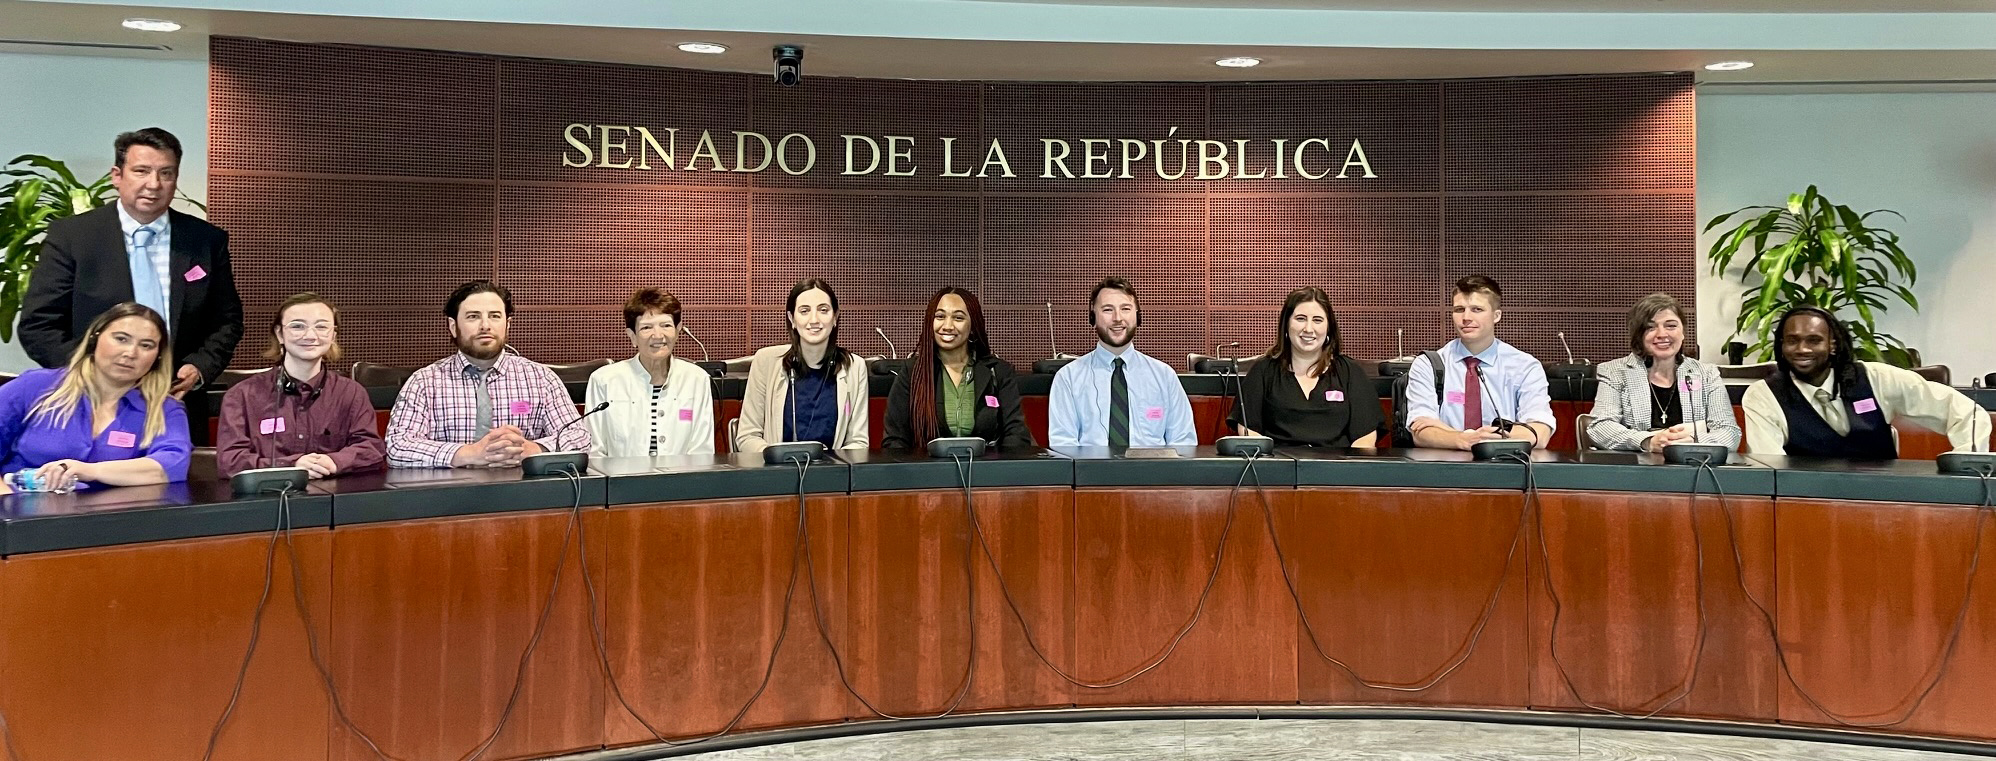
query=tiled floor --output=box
[661,718,1992,761]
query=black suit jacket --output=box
[883,354,1037,450]
[20,204,244,382]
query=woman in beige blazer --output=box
[734,278,870,453]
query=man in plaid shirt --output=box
[385,281,589,468]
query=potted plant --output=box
[1705,185,1920,367]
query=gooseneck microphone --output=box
[1045,302,1061,358]
[1558,331,1579,365]
[522,401,610,477]
[874,327,898,360]
[681,325,712,362]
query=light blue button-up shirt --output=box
[1047,344,1196,447]
[1403,337,1555,432]
[116,203,171,319]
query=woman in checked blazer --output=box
[1586,293,1741,452]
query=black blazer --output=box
[20,205,244,382]
[883,354,1037,450]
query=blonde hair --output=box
[29,303,175,446]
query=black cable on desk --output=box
[201,489,288,761]
[1531,455,1709,719]
[1249,455,1530,693]
[1708,463,1996,728]
[958,455,1248,689]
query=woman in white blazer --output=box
[1587,293,1741,452]
[734,278,869,453]
[584,289,716,457]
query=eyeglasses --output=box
[283,323,335,337]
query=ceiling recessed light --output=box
[677,42,728,55]
[1704,61,1755,71]
[1215,57,1262,68]
[121,18,182,33]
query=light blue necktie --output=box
[129,226,169,317]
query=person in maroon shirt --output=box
[216,293,385,478]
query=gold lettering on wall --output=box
[554,123,1379,181]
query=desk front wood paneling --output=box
[1528,490,1778,722]
[0,531,332,761]
[329,509,604,761]
[600,496,859,747]
[1281,487,1532,709]
[1070,487,1300,707]
[1775,497,1996,739]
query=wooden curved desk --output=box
[0,449,1992,761]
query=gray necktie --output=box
[469,366,493,437]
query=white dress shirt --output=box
[584,356,716,457]
[1403,337,1556,432]
[1742,361,1992,454]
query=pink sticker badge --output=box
[258,417,288,435]
[509,399,533,416]
[106,431,137,448]
[1326,390,1345,402]
[1853,398,1879,415]
[184,265,207,282]
[1145,407,1164,421]
[1681,377,1700,392]
[984,395,1000,408]
[678,407,694,422]
[1446,391,1467,405]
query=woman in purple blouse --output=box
[0,302,192,492]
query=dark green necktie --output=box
[1108,357,1129,448]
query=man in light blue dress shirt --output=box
[1404,275,1555,450]
[1048,277,1196,447]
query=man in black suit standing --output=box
[20,127,243,398]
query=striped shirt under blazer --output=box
[1585,354,1741,452]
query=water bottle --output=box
[5,468,51,493]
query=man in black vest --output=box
[20,127,243,398]
[1742,306,1989,458]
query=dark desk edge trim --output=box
[554,706,1996,760]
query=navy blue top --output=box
[783,368,839,449]
[0,368,193,483]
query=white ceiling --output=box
[986,0,1996,11]
[5,0,1996,89]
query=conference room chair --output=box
[351,361,417,389]
[1912,365,1951,384]
[1716,362,1776,381]
[1575,413,1602,452]
[543,358,612,384]
[215,367,273,388]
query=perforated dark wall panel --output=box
[210,37,1695,371]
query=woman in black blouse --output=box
[1228,287,1382,448]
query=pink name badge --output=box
[984,395,1000,408]
[259,417,288,435]
[1853,398,1879,414]
[1326,390,1345,402]
[509,400,533,416]
[184,265,207,282]
[107,431,137,448]
[1145,407,1163,421]
[678,407,694,422]
[1681,377,1699,391]
[1446,391,1467,405]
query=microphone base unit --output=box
[232,466,311,496]
[523,451,589,478]
[1193,358,1244,375]
[1938,452,1996,476]
[926,437,989,459]
[1470,439,1533,461]
[694,360,729,378]
[762,441,826,466]
[1215,435,1275,458]
[1032,358,1076,375]
[1662,443,1732,466]
[868,358,913,377]
[1547,362,1594,380]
